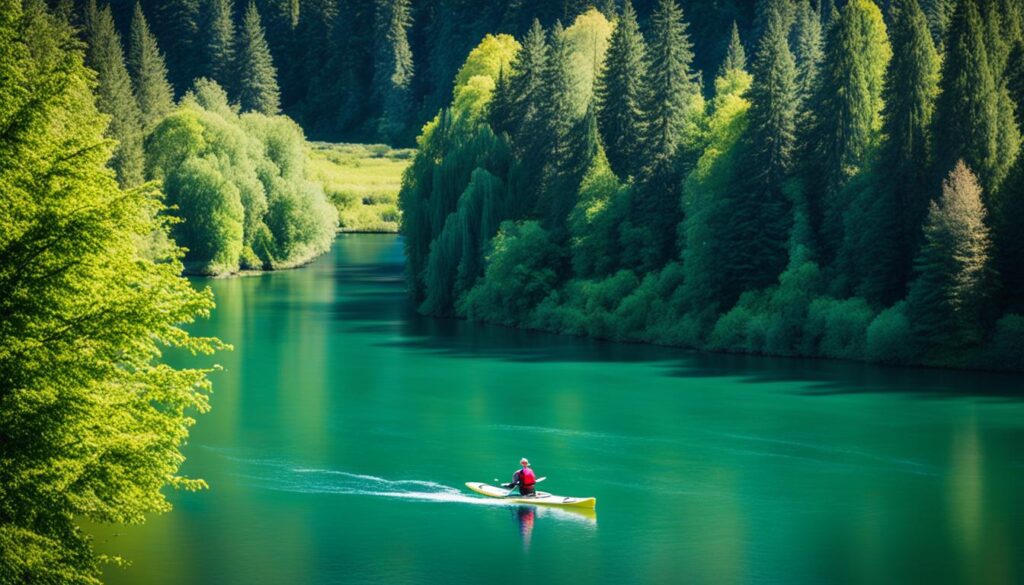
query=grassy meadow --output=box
[309,142,413,233]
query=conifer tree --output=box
[535,21,579,236]
[127,1,174,132]
[869,0,940,303]
[489,64,514,135]
[933,0,1019,199]
[996,158,1024,310]
[373,0,414,144]
[907,161,994,356]
[86,3,145,187]
[595,0,648,180]
[1009,40,1024,122]
[236,2,280,114]
[810,0,891,257]
[154,0,200,93]
[200,0,236,92]
[792,0,823,113]
[505,19,548,151]
[921,0,953,49]
[719,21,746,76]
[732,4,798,292]
[630,0,703,269]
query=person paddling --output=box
[504,458,537,496]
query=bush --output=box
[866,302,915,364]
[805,297,875,360]
[983,313,1024,370]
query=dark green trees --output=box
[154,0,200,93]
[907,161,993,357]
[809,0,891,256]
[595,0,647,179]
[629,0,703,270]
[719,21,746,75]
[127,1,174,132]
[933,0,1019,199]
[732,5,797,296]
[374,0,414,143]
[236,2,280,114]
[200,0,236,91]
[867,0,940,303]
[86,2,145,187]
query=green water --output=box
[97,234,1024,584]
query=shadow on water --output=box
[326,244,1024,401]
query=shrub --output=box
[866,302,915,364]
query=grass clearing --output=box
[309,142,413,232]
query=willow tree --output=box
[0,2,221,582]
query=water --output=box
[96,234,1024,584]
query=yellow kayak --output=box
[465,482,597,509]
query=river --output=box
[97,234,1024,584]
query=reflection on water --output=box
[95,235,1024,585]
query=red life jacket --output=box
[519,467,536,487]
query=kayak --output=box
[465,482,597,509]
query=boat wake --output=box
[209,450,596,523]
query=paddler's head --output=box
[520,458,530,467]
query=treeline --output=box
[1,2,224,582]
[78,0,337,274]
[59,0,776,145]
[400,0,1024,370]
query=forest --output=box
[400,0,1024,370]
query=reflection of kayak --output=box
[465,482,597,509]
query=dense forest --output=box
[400,0,1024,370]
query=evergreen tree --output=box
[630,0,703,269]
[127,1,174,132]
[933,0,1019,200]
[153,0,200,93]
[869,0,941,303]
[719,21,746,76]
[996,158,1024,310]
[810,0,891,257]
[595,0,648,180]
[732,4,798,294]
[373,0,414,144]
[86,3,145,187]
[1009,40,1024,123]
[921,0,953,49]
[200,0,236,92]
[489,64,514,136]
[792,0,823,113]
[504,19,548,150]
[236,2,280,114]
[907,161,994,356]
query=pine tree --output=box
[595,0,648,180]
[200,0,236,92]
[719,21,746,76]
[1009,40,1024,123]
[933,0,1019,200]
[630,0,703,269]
[732,4,798,293]
[792,0,823,113]
[86,3,145,187]
[921,0,953,49]
[154,0,200,93]
[505,19,548,151]
[907,161,994,356]
[236,2,280,114]
[373,0,414,144]
[810,0,891,257]
[127,1,174,132]
[868,0,941,303]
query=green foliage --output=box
[595,0,648,179]
[0,3,221,581]
[374,0,414,143]
[562,8,613,118]
[908,161,994,359]
[811,0,891,258]
[127,1,174,133]
[236,2,280,115]
[866,302,915,364]
[568,142,630,278]
[629,0,705,270]
[458,220,562,325]
[86,2,146,187]
[719,21,746,76]
[199,0,236,92]
[147,79,336,273]
[933,0,1020,198]
[308,142,412,232]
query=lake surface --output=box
[98,234,1024,584]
